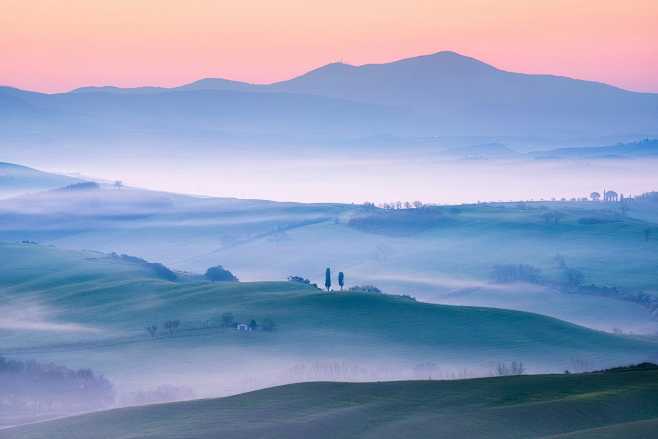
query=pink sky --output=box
[2,0,657,93]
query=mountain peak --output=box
[389,50,497,72]
[176,77,256,92]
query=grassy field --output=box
[2,186,658,332]
[2,365,658,439]
[1,242,657,400]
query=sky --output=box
[1,0,657,94]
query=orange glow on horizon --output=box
[1,0,657,93]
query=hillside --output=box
[1,241,656,402]
[2,366,658,439]
[0,162,83,198]
[2,178,658,333]
[9,188,658,328]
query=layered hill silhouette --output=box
[0,162,82,198]
[2,51,657,150]
[2,366,658,439]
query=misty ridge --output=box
[2,51,658,172]
[2,166,658,336]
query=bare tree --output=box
[145,325,158,338]
[164,320,180,336]
[495,361,525,376]
[221,312,235,327]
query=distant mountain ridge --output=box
[2,51,657,150]
[533,138,658,159]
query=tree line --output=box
[0,356,114,417]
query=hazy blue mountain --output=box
[2,51,657,156]
[175,77,260,92]
[0,87,403,146]
[532,138,658,159]
[70,85,167,94]
[187,51,658,137]
[441,143,520,159]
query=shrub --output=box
[348,285,382,294]
[111,253,177,281]
[205,265,239,282]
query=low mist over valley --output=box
[3,12,658,435]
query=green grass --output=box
[1,242,656,381]
[2,366,658,439]
[6,193,658,333]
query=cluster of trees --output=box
[491,260,585,290]
[491,256,658,318]
[491,264,543,284]
[58,181,101,192]
[205,265,239,282]
[494,361,525,376]
[635,191,658,202]
[145,320,180,337]
[375,201,425,210]
[145,313,276,337]
[0,356,114,416]
[291,270,386,295]
[577,284,658,320]
[362,201,426,210]
[347,285,383,294]
[110,253,177,281]
[288,276,320,289]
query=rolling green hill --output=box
[2,366,658,439]
[3,184,658,333]
[1,242,656,401]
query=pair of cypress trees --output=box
[324,268,344,291]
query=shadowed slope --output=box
[1,242,655,370]
[2,366,658,439]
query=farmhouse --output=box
[236,323,251,331]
